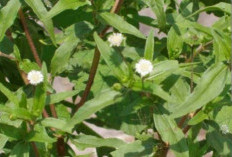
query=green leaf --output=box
[96,93,148,136]
[0,0,21,42]
[188,22,212,36]
[94,32,129,79]
[206,123,232,156]
[144,29,154,61]
[0,36,13,53]
[170,78,190,105]
[0,124,23,140]
[215,105,232,134]
[144,0,166,29]
[19,59,40,73]
[9,142,29,157]
[24,0,56,44]
[174,16,212,37]
[0,134,8,149]
[171,63,229,118]
[179,0,199,19]
[75,123,102,138]
[26,124,56,143]
[131,81,172,102]
[188,2,231,18]
[188,131,209,157]
[0,83,19,106]
[50,33,78,75]
[212,29,231,62]
[51,22,93,75]
[32,64,47,116]
[46,0,90,19]
[55,103,71,120]
[0,112,22,127]
[146,60,179,83]
[111,138,156,157]
[180,70,201,84]
[0,105,34,121]
[99,12,145,39]
[212,15,230,31]
[13,45,21,61]
[188,110,208,125]
[167,27,183,58]
[72,135,126,150]
[153,104,189,157]
[46,90,79,105]
[27,90,79,108]
[67,89,121,127]
[41,118,72,133]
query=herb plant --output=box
[0,0,231,156]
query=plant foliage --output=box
[0,0,231,156]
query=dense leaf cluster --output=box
[0,0,231,156]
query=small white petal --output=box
[220,124,229,134]
[108,33,124,47]
[27,70,44,85]
[135,59,153,77]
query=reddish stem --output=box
[18,9,42,67]
[75,48,100,111]
[31,142,40,157]
[57,137,66,156]
[19,8,64,155]
[74,0,124,113]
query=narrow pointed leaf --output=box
[111,139,157,157]
[0,83,19,106]
[24,0,56,44]
[144,29,154,60]
[153,104,189,157]
[9,142,29,157]
[94,32,129,79]
[51,22,93,75]
[51,35,79,75]
[72,135,126,150]
[67,89,121,127]
[144,0,166,29]
[46,90,79,105]
[206,124,232,156]
[212,29,231,62]
[146,60,179,82]
[41,118,72,133]
[188,2,231,17]
[46,0,90,19]
[0,134,8,149]
[131,81,172,102]
[172,63,229,118]
[0,105,34,120]
[167,27,183,58]
[26,125,56,143]
[99,12,145,39]
[215,105,232,133]
[0,0,21,42]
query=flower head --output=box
[108,33,124,47]
[27,70,44,85]
[220,124,229,134]
[135,59,153,77]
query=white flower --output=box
[108,33,124,47]
[220,124,229,134]
[135,59,153,77]
[27,70,44,85]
